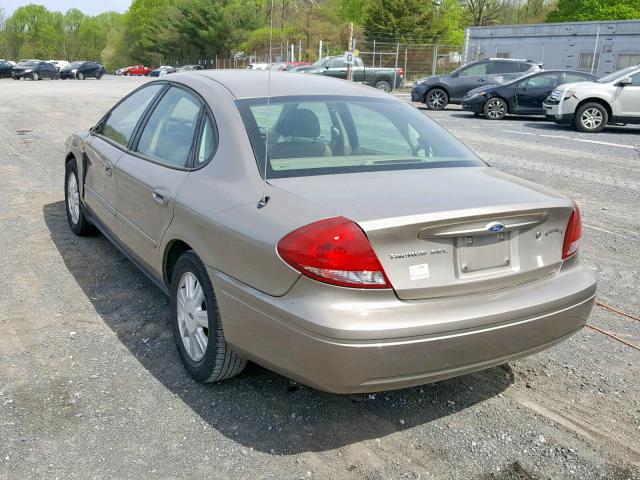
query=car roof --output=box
[188,70,393,100]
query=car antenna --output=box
[258,0,275,209]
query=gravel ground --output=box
[1,76,639,480]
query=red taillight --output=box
[562,203,582,259]
[277,216,391,289]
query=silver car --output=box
[64,71,596,393]
[544,65,640,132]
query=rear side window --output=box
[564,73,594,83]
[136,87,202,167]
[521,73,561,88]
[197,115,218,165]
[99,84,163,147]
[489,61,519,74]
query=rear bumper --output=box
[212,262,596,393]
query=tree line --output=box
[0,0,638,70]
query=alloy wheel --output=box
[580,108,603,130]
[485,99,506,119]
[428,90,446,109]
[176,272,209,362]
[66,171,80,225]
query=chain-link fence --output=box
[166,39,465,84]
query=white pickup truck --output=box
[543,65,640,132]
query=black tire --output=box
[171,251,247,383]
[78,72,85,80]
[65,158,95,236]
[425,88,448,110]
[96,73,103,80]
[32,72,40,81]
[574,102,608,133]
[374,80,392,93]
[483,97,508,120]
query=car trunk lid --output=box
[270,167,573,299]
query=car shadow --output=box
[447,113,550,122]
[44,200,514,455]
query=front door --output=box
[514,73,561,113]
[83,136,124,232]
[86,83,165,234]
[615,72,640,119]
[448,62,490,100]
[113,85,202,269]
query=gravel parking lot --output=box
[1,76,639,480]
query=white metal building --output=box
[463,20,640,76]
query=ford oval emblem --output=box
[487,222,505,233]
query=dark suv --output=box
[411,59,542,110]
[11,60,59,80]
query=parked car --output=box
[115,67,128,75]
[63,71,595,393]
[246,63,270,70]
[12,60,59,80]
[544,65,640,132]
[294,55,403,91]
[60,61,106,80]
[462,70,597,119]
[126,65,151,76]
[48,60,70,71]
[0,60,14,78]
[271,61,311,71]
[150,66,176,77]
[177,64,204,72]
[412,58,543,110]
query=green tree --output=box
[547,0,640,21]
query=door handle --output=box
[104,164,112,176]
[152,188,169,206]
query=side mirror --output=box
[451,72,459,78]
[617,77,632,86]
[325,65,330,69]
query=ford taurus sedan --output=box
[64,71,596,393]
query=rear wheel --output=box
[575,102,607,133]
[374,80,392,93]
[426,88,448,110]
[171,251,247,383]
[484,98,507,120]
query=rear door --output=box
[85,83,164,233]
[113,85,203,269]
[514,73,562,113]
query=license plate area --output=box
[456,232,511,273]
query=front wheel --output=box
[374,80,392,93]
[484,98,507,120]
[32,72,40,81]
[171,252,247,383]
[78,72,85,80]
[425,88,448,110]
[65,159,95,236]
[575,102,607,133]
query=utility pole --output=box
[318,40,323,61]
[346,22,354,82]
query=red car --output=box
[126,65,151,76]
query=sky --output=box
[1,0,132,16]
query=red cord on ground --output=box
[586,324,640,352]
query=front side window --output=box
[629,73,640,86]
[564,73,594,83]
[328,58,347,68]
[136,87,202,167]
[98,84,163,147]
[237,96,483,178]
[458,62,488,77]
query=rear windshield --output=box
[18,61,39,67]
[68,62,84,68]
[236,96,484,178]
